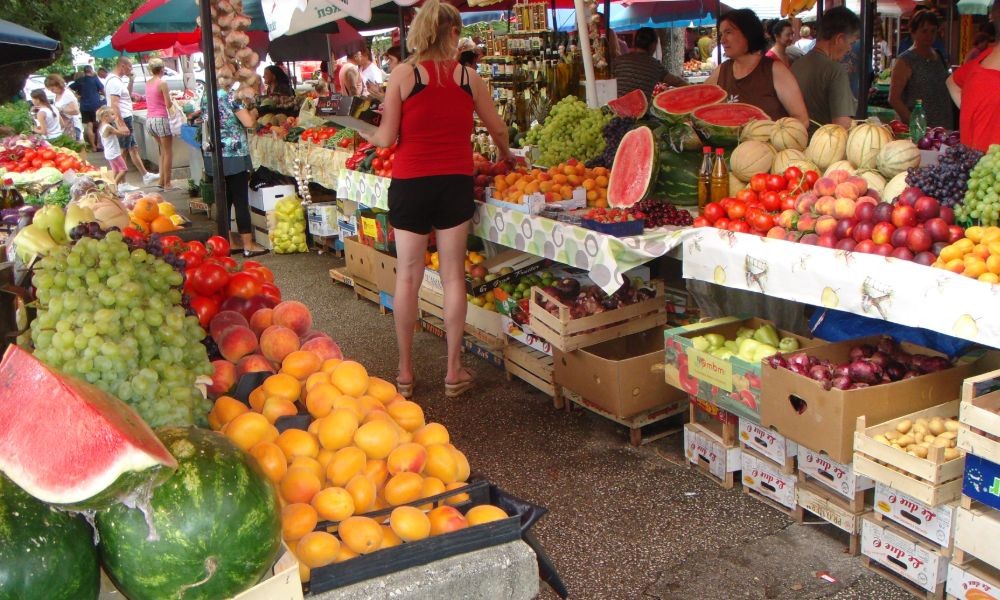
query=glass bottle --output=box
[697,147,712,213]
[909,99,927,144]
[709,148,729,204]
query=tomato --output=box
[729,220,751,233]
[766,174,786,192]
[186,240,208,257]
[781,194,796,211]
[40,149,56,161]
[22,150,36,162]
[259,282,282,304]
[191,263,229,296]
[750,173,769,193]
[749,211,774,233]
[735,189,758,204]
[214,256,238,271]
[372,158,384,170]
[725,199,747,221]
[190,295,220,329]
[244,266,274,284]
[783,167,803,182]
[242,260,264,270]
[786,176,802,192]
[713,217,731,230]
[693,216,710,227]
[803,170,819,190]
[225,272,263,299]
[205,235,230,258]
[760,191,781,212]
[178,250,203,269]
[31,158,43,168]
[159,235,184,254]
[377,147,392,160]
[703,202,724,224]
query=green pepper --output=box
[737,338,761,361]
[690,336,710,351]
[778,337,801,352]
[752,324,781,347]
[751,344,778,363]
[704,333,726,349]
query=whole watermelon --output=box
[0,474,99,599]
[96,427,281,600]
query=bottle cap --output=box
[715,148,724,154]
[703,146,711,152]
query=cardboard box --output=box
[741,450,797,509]
[947,560,1000,600]
[874,482,957,547]
[761,336,978,464]
[500,316,551,355]
[684,423,741,481]
[799,446,873,500]
[465,250,547,297]
[485,186,586,215]
[306,202,338,237]
[664,317,819,424]
[861,516,949,593]
[344,236,377,284]
[554,326,687,419]
[374,249,397,296]
[739,418,797,466]
[249,184,295,212]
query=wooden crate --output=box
[528,280,667,353]
[954,498,1000,572]
[946,558,1000,600]
[684,422,741,489]
[862,516,949,600]
[418,289,505,348]
[353,277,384,313]
[958,369,1000,464]
[873,482,958,548]
[796,479,867,555]
[689,398,738,447]
[854,401,965,507]
[503,340,558,403]
[562,388,686,447]
[418,315,504,370]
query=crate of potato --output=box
[853,400,965,506]
[957,369,1000,464]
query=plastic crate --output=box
[580,218,645,237]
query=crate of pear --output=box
[496,271,557,303]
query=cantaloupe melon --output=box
[772,149,806,174]
[730,140,776,182]
[846,122,893,170]
[770,117,808,151]
[806,124,848,170]
[876,139,920,178]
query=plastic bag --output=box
[809,308,973,359]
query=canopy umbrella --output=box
[132,0,268,32]
[555,1,715,31]
[262,0,403,39]
[267,23,365,60]
[89,36,122,58]
[0,19,59,64]
[112,0,202,52]
[957,0,993,15]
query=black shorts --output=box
[388,175,475,235]
[81,110,97,124]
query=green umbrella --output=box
[130,0,268,32]
[957,0,993,15]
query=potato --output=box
[912,424,928,437]
[874,434,890,445]
[939,431,957,440]
[910,446,929,458]
[944,448,961,460]
[929,418,945,436]
[915,417,929,428]
[896,419,913,434]
[884,431,900,441]
[924,434,937,444]
[945,420,960,432]
[919,441,931,448]
[896,434,915,447]
[933,437,951,448]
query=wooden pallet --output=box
[953,497,1000,571]
[562,388,686,447]
[419,315,504,370]
[503,340,558,404]
[329,268,355,288]
[352,277,385,313]
[796,479,867,555]
[863,557,945,600]
[684,422,741,490]
[798,471,869,513]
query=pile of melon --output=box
[729,120,920,201]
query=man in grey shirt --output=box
[791,7,861,132]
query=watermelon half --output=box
[607,89,648,119]
[608,126,657,208]
[691,102,771,148]
[651,84,727,124]
[0,345,177,510]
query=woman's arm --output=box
[33,110,46,135]
[359,67,409,148]
[946,74,962,108]
[234,106,258,128]
[469,69,511,161]
[888,60,913,122]
[772,61,809,129]
[705,65,721,86]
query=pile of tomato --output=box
[299,126,338,144]
[693,167,820,234]
[0,146,88,173]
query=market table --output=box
[249,135,347,190]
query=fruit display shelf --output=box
[682,228,1000,349]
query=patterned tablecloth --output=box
[682,228,1000,349]
[249,136,348,190]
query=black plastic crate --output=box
[580,217,645,237]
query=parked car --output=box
[22,75,56,103]
[129,64,204,99]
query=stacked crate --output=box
[739,418,800,518]
[684,397,742,489]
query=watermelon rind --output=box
[607,89,648,119]
[0,345,178,510]
[691,102,770,148]
[651,84,727,124]
[608,126,658,207]
[654,150,704,206]
[97,427,281,600]
[654,123,702,154]
[0,475,100,600]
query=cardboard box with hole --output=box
[344,236,377,284]
[554,326,686,419]
[760,336,981,464]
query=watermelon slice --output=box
[608,126,657,208]
[607,89,648,119]
[691,102,770,148]
[0,345,177,509]
[651,84,727,124]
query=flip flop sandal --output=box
[444,368,475,398]
[243,248,270,257]
[396,378,413,399]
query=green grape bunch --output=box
[957,144,1000,227]
[524,97,613,166]
[29,232,213,428]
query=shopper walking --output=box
[44,74,83,140]
[70,65,105,152]
[889,9,954,129]
[145,59,176,191]
[30,90,62,141]
[106,57,159,185]
[96,106,129,184]
[360,0,512,398]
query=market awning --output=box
[555,1,715,31]
[0,19,59,64]
[131,0,268,32]
[88,35,121,58]
[267,24,366,60]
[261,0,400,39]
[112,0,202,52]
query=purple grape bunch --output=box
[905,144,984,208]
[586,117,636,169]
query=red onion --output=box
[788,363,809,377]
[809,364,832,381]
[869,352,889,368]
[766,354,788,370]
[850,382,870,389]
[787,353,812,370]
[830,376,852,390]
[833,365,850,379]
[902,371,918,379]
[885,362,907,381]
[922,356,953,373]
[876,337,899,356]
[848,360,881,384]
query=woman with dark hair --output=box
[263,65,293,96]
[890,9,953,128]
[706,9,808,126]
[766,20,794,66]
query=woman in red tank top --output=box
[362,0,512,399]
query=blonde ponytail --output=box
[406,0,462,62]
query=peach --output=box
[209,310,249,341]
[857,196,878,206]
[795,215,815,233]
[785,231,801,242]
[835,182,859,200]
[828,170,850,185]
[795,195,817,215]
[813,177,837,196]
[237,353,276,377]
[273,301,313,336]
[260,325,301,363]
[301,337,344,362]
[814,196,836,216]
[776,209,798,229]
[219,325,258,363]
[208,359,237,396]
[427,506,468,536]
[249,308,274,337]
[814,215,838,237]
[766,226,786,239]
[847,176,870,196]
[833,198,857,219]
[301,330,329,343]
